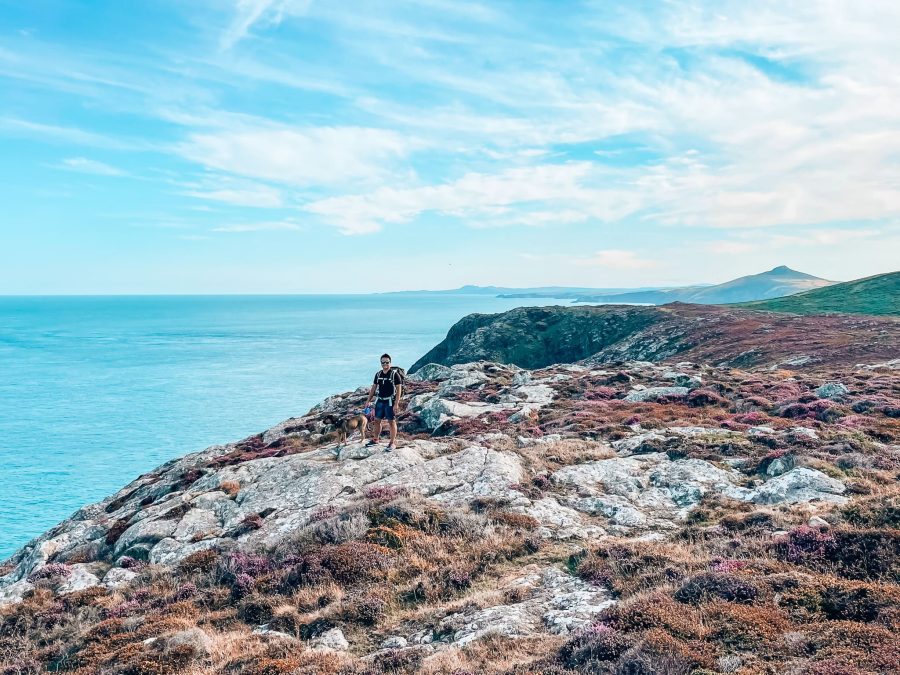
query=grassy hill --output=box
[573,265,833,304]
[736,271,899,316]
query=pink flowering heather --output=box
[225,551,272,577]
[26,563,71,583]
[363,485,408,501]
[711,559,749,574]
[105,599,142,619]
[309,504,339,522]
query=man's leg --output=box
[370,418,383,443]
[389,419,398,447]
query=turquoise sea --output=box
[0,294,561,558]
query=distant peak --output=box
[762,265,822,280]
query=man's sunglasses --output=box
[381,360,391,364]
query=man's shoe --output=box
[366,440,378,447]
[384,444,394,452]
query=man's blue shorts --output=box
[374,399,395,420]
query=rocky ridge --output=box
[1,356,899,673]
[410,303,900,373]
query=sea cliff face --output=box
[1,316,899,674]
[410,304,900,373]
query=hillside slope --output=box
[571,266,834,304]
[410,303,900,373]
[2,356,899,674]
[736,271,900,316]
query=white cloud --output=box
[574,250,657,270]
[220,0,313,49]
[0,117,133,149]
[212,220,302,232]
[57,157,125,176]
[303,162,626,234]
[184,184,283,208]
[177,125,411,188]
[705,241,759,255]
[705,227,881,254]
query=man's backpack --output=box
[390,367,406,400]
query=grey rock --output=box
[437,566,614,646]
[314,627,349,651]
[624,386,689,402]
[751,468,846,505]
[808,516,830,528]
[409,363,454,381]
[815,382,849,400]
[719,655,743,673]
[102,567,139,589]
[166,628,214,655]
[253,625,296,641]
[0,579,34,605]
[381,636,408,649]
[523,497,605,539]
[554,453,751,530]
[56,564,101,594]
[766,455,795,477]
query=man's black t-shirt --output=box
[374,369,401,399]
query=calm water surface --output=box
[0,294,563,557]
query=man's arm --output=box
[365,382,376,407]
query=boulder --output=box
[625,386,689,402]
[56,564,101,594]
[815,382,849,399]
[750,468,846,505]
[314,627,349,651]
[103,567,139,589]
[408,363,453,381]
[0,579,34,605]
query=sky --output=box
[1,0,899,294]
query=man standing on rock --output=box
[365,353,403,451]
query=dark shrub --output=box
[687,388,727,407]
[319,541,394,584]
[282,553,329,589]
[775,525,835,563]
[347,593,388,625]
[675,572,759,604]
[842,496,900,528]
[1,655,41,675]
[178,548,218,574]
[237,595,274,625]
[372,646,428,672]
[559,623,633,666]
[821,584,895,622]
[172,582,197,601]
[612,634,699,675]
[105,518,132,546]
[828,529,900,581]
[720,511,775,531]
[220,551,271,578]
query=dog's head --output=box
[320,414,341,427]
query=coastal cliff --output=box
[1,311,899,674]
[410,303,900,373]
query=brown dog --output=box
[321,413,367,445]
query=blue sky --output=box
[1,0,898,293]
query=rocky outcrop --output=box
[2,359,873,607]
[2,355,897,675]
[410,304,900,373]
[410,305,663,372]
